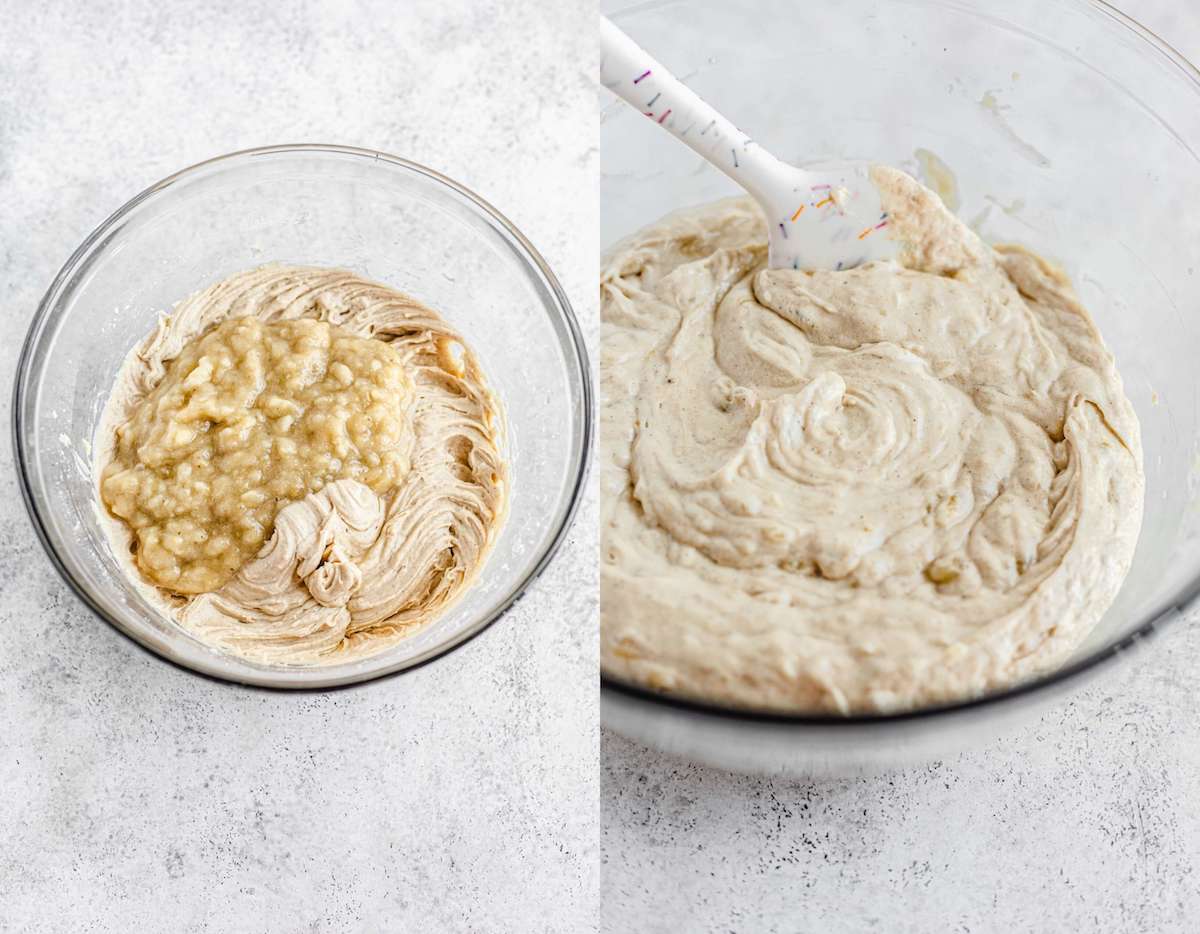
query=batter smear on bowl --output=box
[97,266,507,665]
[600,168,1143,714]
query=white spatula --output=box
[600,16,903,272]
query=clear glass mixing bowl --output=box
[601,0,1200,774]
[14,144,592,689]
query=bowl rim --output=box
[12,142,594,692]
[599,0,1200,725]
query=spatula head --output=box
[765,162,904,272]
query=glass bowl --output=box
[14,144,592,689]
[601,0,1200,774]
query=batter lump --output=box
[97,266,507,665]
[600,168,1143,714]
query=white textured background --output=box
[0,1,597,931]
[600,2,1200,933]
[6,0,1200,931]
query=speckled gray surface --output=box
[603,622,1200,933]
[600,2,1200,932]
[8,0,1200,929]
[0,1,596,931]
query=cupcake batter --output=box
[600,168,1143,714]
[97,266,507,665]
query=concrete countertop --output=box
[5,0,1200,931]
[603,624,1200,932]
[0,2,596,931]
[601,3,1200,932]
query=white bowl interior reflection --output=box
[16,145,591,688]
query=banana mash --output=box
[97,266,507,665]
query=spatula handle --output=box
[599,16,784,200]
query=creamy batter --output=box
[600,168,1143,714]
[97,266,507,665]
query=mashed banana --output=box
[101,317,415,594]
[97,266,506,665]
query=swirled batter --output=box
[97,266,507,665]
[601,168,1143,714]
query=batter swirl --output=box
[601,169,1143,714]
